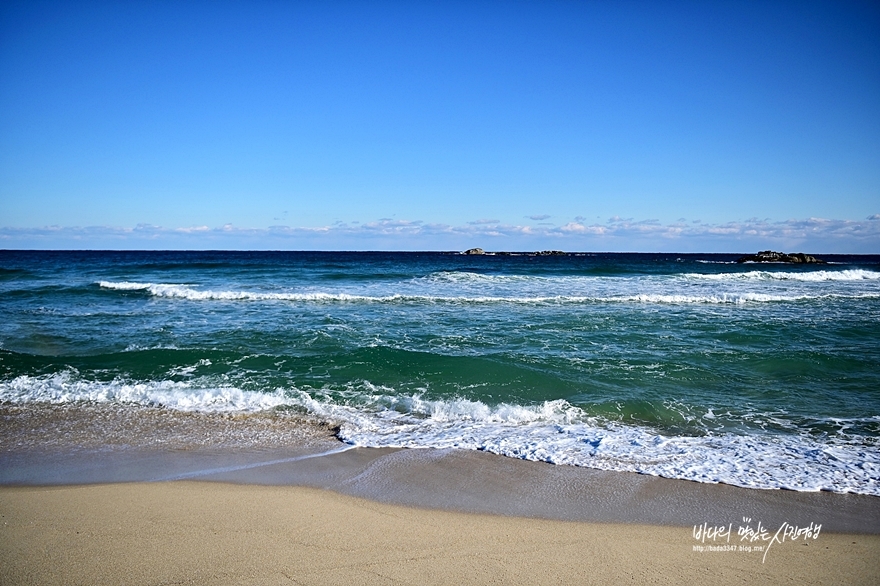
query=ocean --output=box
[1,250,879,495]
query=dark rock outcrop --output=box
[735,250,826,264]
[534,250,566,256]
[463,248,485,255]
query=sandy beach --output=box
[3,404,880,584]
[2,481,879,586]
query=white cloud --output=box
[2,215,879,252]
[559,222,586,233]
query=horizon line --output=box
[2,248,877,256]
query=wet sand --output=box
[2,404,879,584]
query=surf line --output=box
[149,444,357,482]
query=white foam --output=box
[168,359,212,377]
[607,293,794,304]
[267,389,880,494]
[329,396,880,495]
[3,374,878,495]
[97,281,879,306]
[422,271,539,284]
[684,269,880,282]
[0,371,289,413]
[99,281,399,302]
[600,292,880,304]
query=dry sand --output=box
[2,481,878,586]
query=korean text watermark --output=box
[692,517,821,563]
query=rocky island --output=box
[462,248,567,256]
[735,250,826,264]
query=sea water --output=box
[1,250,878,495]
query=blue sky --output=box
[1,0,878,252]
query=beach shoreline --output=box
[3,405,880,584]
[3,402,879,532]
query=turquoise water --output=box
[1,250,879,494]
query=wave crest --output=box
[97,281,879,305]
[684,269,880,282]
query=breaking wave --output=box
[5,372,878,495]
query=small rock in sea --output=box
[735,250,826,264]
[534,250,566,256]
[463,248,485,255]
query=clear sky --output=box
[1,0,878,252]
